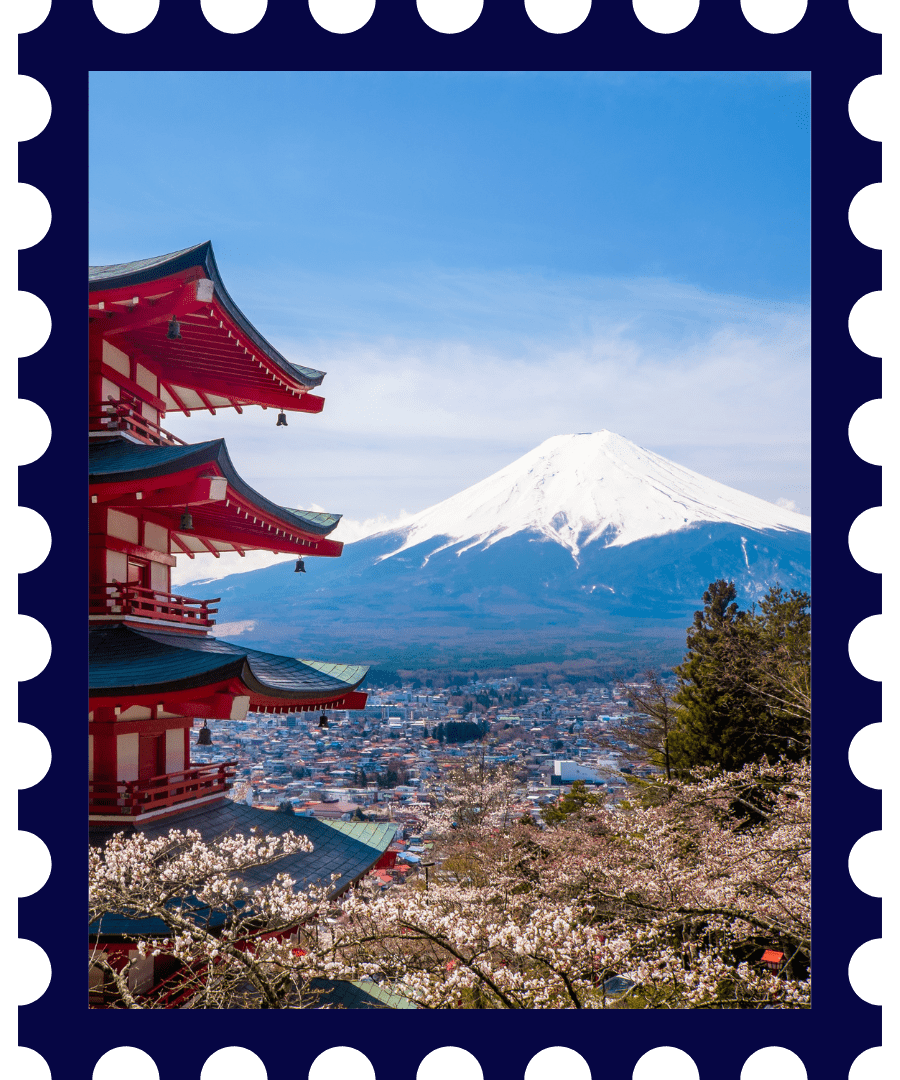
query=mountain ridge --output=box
[366,431,809,567]
[186,431,810,670]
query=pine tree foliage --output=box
[541,779,604,824]
[433,719,489,745]
[669,580,810,772]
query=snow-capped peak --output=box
[375,431,810,563]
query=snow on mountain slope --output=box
[376,431,810,564]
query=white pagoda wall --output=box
[117,733,139,782]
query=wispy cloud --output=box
[164,269,809,526]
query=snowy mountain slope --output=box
[374,431,809,565]
[195,431,810,667]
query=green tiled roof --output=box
[289,364,328,383]
[90,624,368,700]
[282,508,342,531]
[89,625,244,694]
[90,803,396,938]
[310,979,418,1010]
[89,437,220,477]
[298,659,369,685]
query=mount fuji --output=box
[198,432,811,670]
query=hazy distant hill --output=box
[187,432,810,672]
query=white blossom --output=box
[89,761,810,1010]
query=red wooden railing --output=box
[90,582,219,627]
[138,957,212,1010]
[89,761,238,817]
[90,399,186,446]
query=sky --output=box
[89,71,810,583]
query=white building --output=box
[552,759,620,784]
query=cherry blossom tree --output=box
[328,759,810,1009]
[89,761,810,1010]
[89,827,340,1008]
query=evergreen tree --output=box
[669,580,810,772]
[440,720,486,745]
[669,580,756,771]
[751,585,811,746]
[541,780,603,825]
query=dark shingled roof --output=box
[89,243,217,286]
[90,801,396,938]
[89,436,341,536]
[90,624,368,700]
[89,241,325,390]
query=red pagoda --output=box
[88,245,396,992]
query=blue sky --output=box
[90,70,810,562]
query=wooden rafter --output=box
[196,536,221,558]
[169,533,195,559]
[160,380,191,416]
[195,389,218,415]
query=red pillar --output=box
[92,731,117,782]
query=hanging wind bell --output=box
[276,412,288,427]
[294,557,306,573]
[167,317,182,340]
[197,721,212,745]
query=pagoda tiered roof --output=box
[89,624,368,713]
[89,435,342,558]
[89,241,324,416]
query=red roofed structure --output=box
[761,950,785,971]
[88,243,372,828]
[88,243,402,1007]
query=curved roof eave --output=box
[88,436,342,538]
[89,625,246,696]
[89,241,325,390]
[238,653,368,704]
[89,625,368,703]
